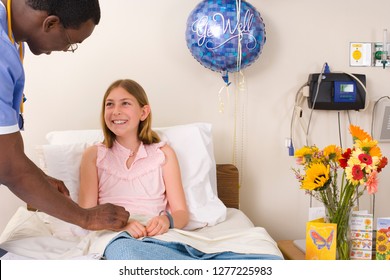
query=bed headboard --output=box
[216,164,239,209]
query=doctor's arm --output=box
[0,132,129,231]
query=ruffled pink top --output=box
[96,140,167,216]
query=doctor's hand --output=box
[122,220,147,238]
[45,174,70,197]
[82,203,130,231]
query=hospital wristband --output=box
[159,210,174,229]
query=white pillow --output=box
[36,123,226,230]
[46,129,104,145]
[36,142,90,203]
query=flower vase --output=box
[326,204,352,260]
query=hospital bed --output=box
[0,123,283,260]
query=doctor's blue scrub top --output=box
[0,1,25,135]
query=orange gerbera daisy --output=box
[367,145,382,158]
[350,125,372,142]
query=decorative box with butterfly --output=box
[305,219,337,259]
[277,221,337,261]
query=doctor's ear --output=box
[140,105,151,121]
[43,15,61,31]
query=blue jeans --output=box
[0,247,7,257]
[104,232,282,260]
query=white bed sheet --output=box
[0,207,283,260]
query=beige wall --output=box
[1,0,390,241]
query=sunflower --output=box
[294,146,318,165]
[301,163,330,191]
[376,232,387,244]
[350,124,372,142]
[323,144,342,162]
[376,242,390,255]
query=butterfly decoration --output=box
[352,240,361,248]
[310,229,334,250]
[361,241,371,248]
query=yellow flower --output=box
[294,146,318,165]
[294,146,318,157]
[369,146,382,158]
[344,148,378,185]
[345,165,365,186]
[354,139,382,157]
[294,146,314,157]
[350,125,372,142]
[323,144,342,161]
[301,163,330,191]
[376,243,390,255]
[376,232,387,245]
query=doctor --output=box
[0,0,129,232]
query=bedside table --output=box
[277,240,305,260]
[277,240,376,260]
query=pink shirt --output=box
[96,140,167,216]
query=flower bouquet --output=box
[292,125,388,259]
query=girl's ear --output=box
[140,105,151,121]
[42,15,61,32]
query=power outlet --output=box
[379,106,390,141]
[350,42,372,66]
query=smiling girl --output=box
[78,79,189,238]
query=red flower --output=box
[358,153,372,165]
[339,148,352,168]
[377,156,388,173]
[352,165,364,180]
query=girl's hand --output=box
[122,220,147,238]
[146,215,170,236]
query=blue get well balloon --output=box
[186,0,266,74]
